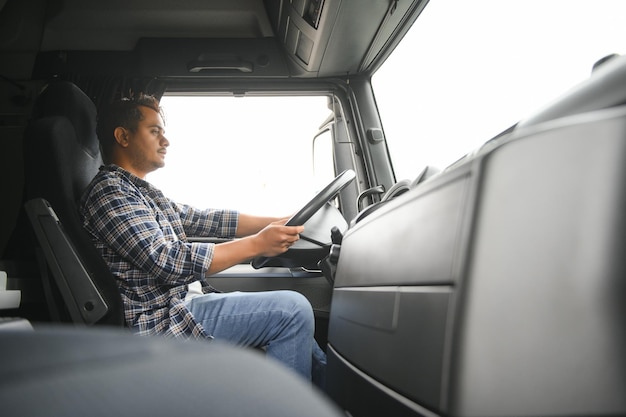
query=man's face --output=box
[125,105,168,177]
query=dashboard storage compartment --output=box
[327,106,626,417]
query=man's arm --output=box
[208,219,303,275]
[235,213,291,237]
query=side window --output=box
[149,95,332,216]
[312,118,335,191]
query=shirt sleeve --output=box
[175,203,239,238]
[82,179,213,285]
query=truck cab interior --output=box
[1,1,625,416]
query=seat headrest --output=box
[33,82,99,158]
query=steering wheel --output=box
[251,169,356,269]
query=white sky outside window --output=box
[373,0,626,181]
[148,96,330,216]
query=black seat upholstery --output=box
[0,326,344,417]
[25,198,110,324]
[22,81,124,326]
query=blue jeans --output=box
[184,290,326,386]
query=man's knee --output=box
[277,291,314,327]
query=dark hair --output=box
[97,94,163,162]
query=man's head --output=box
[97,94,168,178]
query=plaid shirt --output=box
[80,165,238,339]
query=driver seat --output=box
[22,81,124,326]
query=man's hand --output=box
[254,219,304,257]
[207,219,304,275]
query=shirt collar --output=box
[101,164,155,191]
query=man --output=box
[80,95,326,384]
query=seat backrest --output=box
[23,81,124,326]
[24,81,102,207]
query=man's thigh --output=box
[184,290,311,346]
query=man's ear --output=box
[113,127,129,147]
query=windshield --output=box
[374,0,626,180]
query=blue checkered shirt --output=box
[80,165,239,339]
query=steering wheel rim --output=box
[251,169,356,269]
[286,169,356,226]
